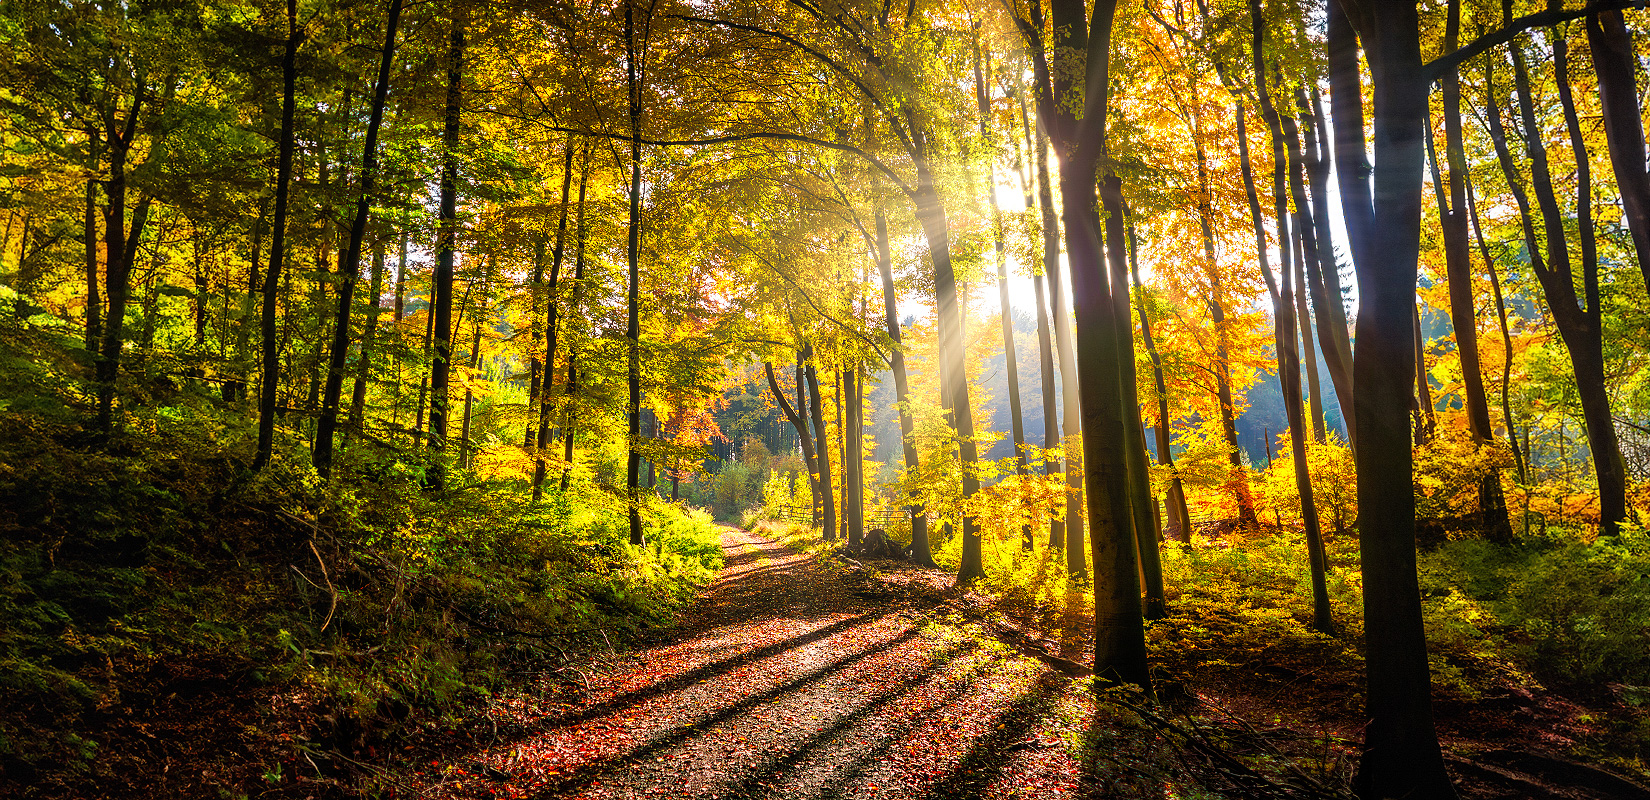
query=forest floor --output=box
[389,525,1650,800]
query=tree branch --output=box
[1424,0,1633,81]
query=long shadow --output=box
[919,672,1065,800]
[523,623,928,799]
[714,642,982,799]
[807,650,999,800]
[538,610,889,731]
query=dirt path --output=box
[408,526,1088,800]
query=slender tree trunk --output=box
[766,361,820,520]
[1497,41,1627,535]
[1295,240,1328,443]
[413,284,434,447]
[315,0,403,476]
[227,202,266,403]
[1301,88,1355,431]
[1197,96,1259,527]
[1119,222,1166,619]
[872,159,932,565]
[1465,178,1526,483]
[346,237,387,439]
[1587,9,1650,290]
[975,40,1029,497]
[533,142,576,501]
[524,237,545,448]
[624,1,645,545]
[459,303,482,469]
[427,11,464,490]
[561,145,590,493]
[253,2,301,466]
[83,130,101,354]
[1013,89,1065,551]
[1036,109,1085,580]
[1130,242,1190,542]
[1337,5,1455,796]
[804,347,837,541]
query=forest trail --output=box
[408,525,1086,799]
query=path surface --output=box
[410,526,1088,800]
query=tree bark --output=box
[346,237,387,439]
[1014,88,1065,551]
[561,147,590,493]
[533,142,576,502]
[872,162,932,564]
[315,0,403,477]
[1464,177,1527,483]
[1587,9,1650,291]
[524,237,545,449]
[765,361,820,521]
[803,346,836,541]
[975,40,1029,497]
[427,10,464,490]
[625,0,645,545]
[253,1,301,467]
[1498,39,1627,535]
[1120,222,1166,619]
[83,130,100,354]
[1338,4,1456,797]
[1130,238,1190,542]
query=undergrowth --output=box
[0,335,723,796]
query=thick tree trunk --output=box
[315,0,403,477]
[1339,4,1455,797]
[1035,104,1085,580]
[1587,9,1650,290]
[253,1,301,467]
[427,11,464,490]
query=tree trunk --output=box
[1035,100,1085,580]
[459,303,482,469]
[804,347,837,541]
[533,142,577,502]
[524,237,545,449]
[1130,240,1190,542]
[1301,88,1356,433]
[253,1,301,467]
[1337,4,1455,797]
[427,10,464,490]
[765,361,820,520]
[1119,221,1166,620]
[872,162,932,565]
[1465,177,1527,483]
[560,147,590,494]
[315,0,403,477]
[1587,9,1650,291]
[1498,40,1628,535]
[975,40,1030,497]
[1014,89,1065,551]
[625,0,645,545]
[346,237,387,439]
[83,130,100,354]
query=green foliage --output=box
[1420,526,1650,690]
[0,387,722,781]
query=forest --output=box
[1,0,1648,797]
